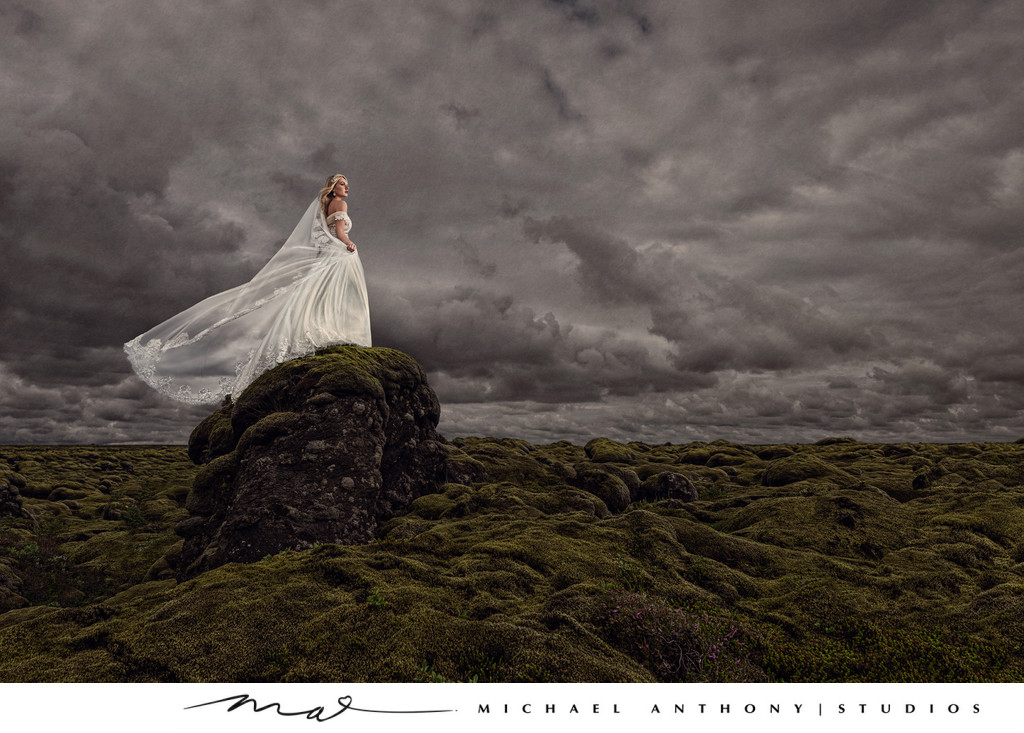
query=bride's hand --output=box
[346,241,356,252]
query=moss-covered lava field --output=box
[2,437,1023,682]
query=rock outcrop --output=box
[0,470,27,518]
[637,471,698,503]
[173,346,444,579]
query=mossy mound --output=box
[0,469,27,517]
[0,446,194,611]
[584,437,635,463]
[1,438,1023,682]
[175,346,443,578]
[188,346,438,464]
[0,480,724,682]
[761,453,856,487]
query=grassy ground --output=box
[1,437,1022,682]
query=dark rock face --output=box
[571,463,632,513]
[0,471,27,518]
[637,472,698,503]
[174,346,444,579]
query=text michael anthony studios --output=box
[473,699,981,717]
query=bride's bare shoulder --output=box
[327,198,348,214]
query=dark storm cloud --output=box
[0,1,290,392]
[524,214,879,376]
[0,362,207,443]
[372,285,713,404]
[440,102,482,130]
[523,215,667,303]
[870,361,971,406]
[541,69,585,122]
[969,354,1024,387]
[2,0,1023,444]
[449,236,496,278]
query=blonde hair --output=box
[318,174,348,215]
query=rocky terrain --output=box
[1,346,1023,682]
[175,347,444,578]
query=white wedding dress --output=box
[124,198,371,404]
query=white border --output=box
[1,682,1021,732]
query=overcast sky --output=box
[2,0,1023,445]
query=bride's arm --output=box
[327,200,357,252]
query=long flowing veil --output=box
[124,198,365,404]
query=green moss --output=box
[440,444,488,483]
[761,454,856,487]
[584,438,635,463]
[754,446,795,461]
[452,438,551,484]
[47,486,91,501]
[676,448,713,465]
[406,491,459,520]
[187,405,234,464]
[2,439,1024,682]
[227,346,431,440]
[706,451,755,468]
[234,411,302,455]
[1,470,27,488]
[186,452,240,516]
[572,464,631,513]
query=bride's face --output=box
[333,178,349,198]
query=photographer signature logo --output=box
[186,693,455,723]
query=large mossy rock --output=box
[637,471,698,503]
[571,463,630,513]
[174,346,444,579]
[761,454,855,487]
[0,470,27,518]
[584,437,635,463]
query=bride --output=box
[124,174,372,405]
